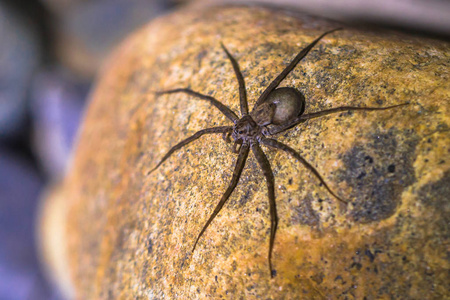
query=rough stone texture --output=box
[40,5,449,299]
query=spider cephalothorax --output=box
[149,28,408,278]
[232,116,260,143]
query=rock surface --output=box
[40,5,449,299]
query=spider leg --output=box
[192,143,250,252]
[268,103,409,135]
[148,126,232,175]
[155,88,239,123]
[222,131,232,143]
[300,103,410,121]
[252,28,341,111]
[232,140,243,153]
[221,43,249,116]
[261,137,347,204]
[251,143,278,278]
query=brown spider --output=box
[149,28,407,278]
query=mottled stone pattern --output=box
[43,5,449,299]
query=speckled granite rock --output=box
[39,5,449,299]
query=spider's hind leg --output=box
[261,137,348,205]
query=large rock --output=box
[39,5,449,299]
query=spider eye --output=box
[238,130,243,134]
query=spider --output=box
[149,28,407,278]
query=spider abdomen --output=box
[252,87,305,126]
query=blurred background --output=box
[0,0,448,299]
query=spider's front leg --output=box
[232,140,243,154]
[222,130,232,143]
[222,129,244,154]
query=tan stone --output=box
[40,5,449,299]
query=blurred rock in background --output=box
[52,0,171,78]
[0,148,57,300]
[197,0,450,37]
[30,0,172,177]
[0,2,41,140]
[30,68,90,178]
[0,0,175,299]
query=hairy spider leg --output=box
[261,137,347,204]
[251,143,278,278]
[252,28,342,111]
[222,130,232,143]
[155,89,239,123]
[268,103,410,135]
[148,126,232,174]
[192,143,250,252]
[221,43,249,116]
